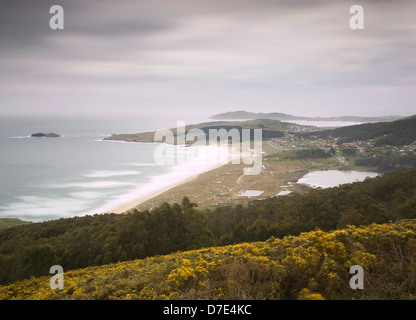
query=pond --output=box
[239,190,264,197]
[297,170,379,188]
[277,190,292,196]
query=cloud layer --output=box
[0,0,415,117]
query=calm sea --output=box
[0,114,212,222]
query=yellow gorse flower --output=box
[2,219,416,300]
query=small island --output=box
[31,132,61,138]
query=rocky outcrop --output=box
[31,132,61,138]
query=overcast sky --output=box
[0,0,415,118]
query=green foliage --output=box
[342,148,357,156]
[0,218,32,230]
[355,153,416,172]
[1,169,416,290]
[3,220,416,300]
[205,169,416,244]
[0,200,214,285]
[282,148,335,160]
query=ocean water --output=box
[0,114,216,222]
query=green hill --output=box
[2,219,416,300]
[104,119,288,143]
[299,116,416,147]
[0,218,31,230]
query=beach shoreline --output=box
[98,144,233,214]
[93,142,252,215]
[107,161,227,214]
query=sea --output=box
[0,113,219,222]
[0,114,367,222]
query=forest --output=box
[0,169,415,286]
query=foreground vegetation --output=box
[1,117,415,300]
[2,219,416,300]
[0,169,415,287]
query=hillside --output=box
[0,218,31,230]
[298,116,416,147]
[210,110,403,123]
[103,119,308,143]
[2,219,416,300]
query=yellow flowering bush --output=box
[167,259,196,289]
[2,219,416,300]
[282,246,322,275]
[298,288,325,300]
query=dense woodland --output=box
[1,169,416,286]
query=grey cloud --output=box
[0,0,415,117]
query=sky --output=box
[0,0,415,119]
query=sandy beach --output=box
[108,161,227,213]
[92,141,259,215]
[96,144,232,214]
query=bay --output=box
[0,114,213,222]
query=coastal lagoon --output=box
[277,190,292,196]
[297,170,379,189]
[239,190,264,197]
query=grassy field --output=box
[0,218,32,230]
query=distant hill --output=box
[299,115,416,146]
[0,218,31,230]
[210,110,404,123]
[104,119,290,143]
